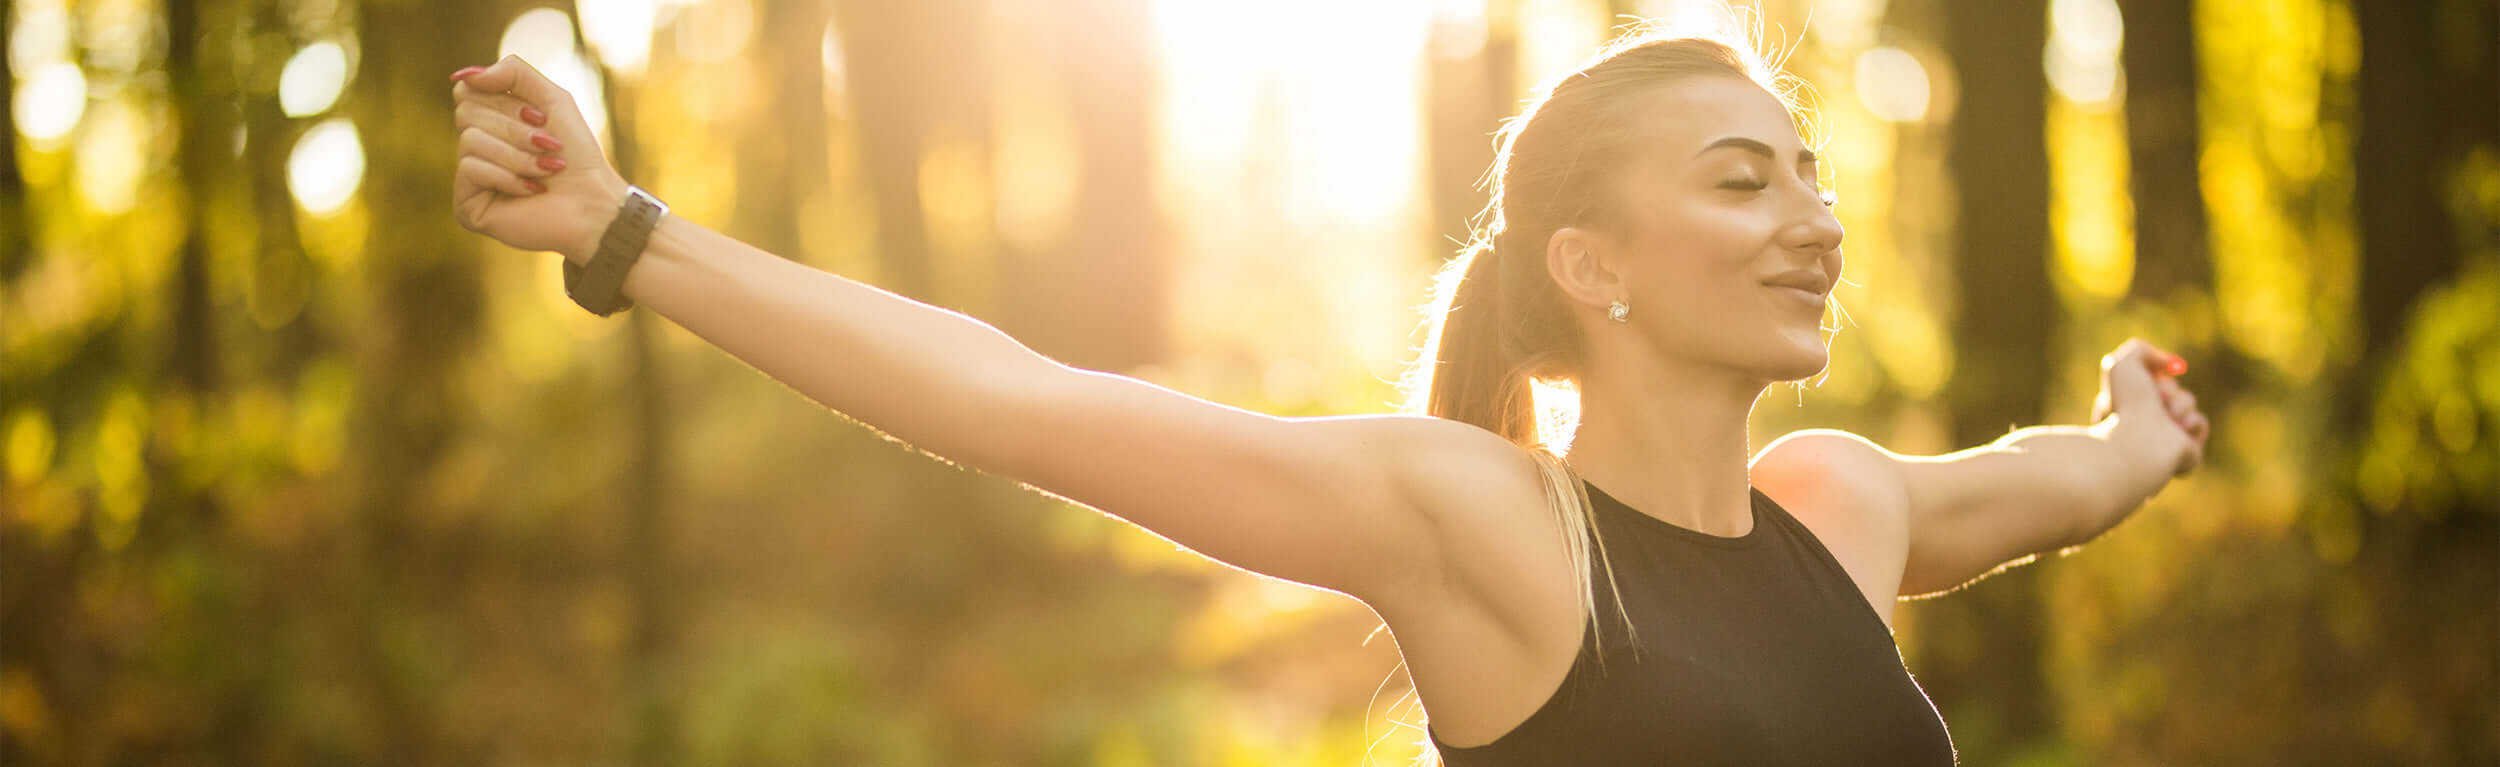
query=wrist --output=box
[2091,413,2174,499]
[561,173,632,266]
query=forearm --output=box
[579,208,1062,473]
[1993,416,2176,545]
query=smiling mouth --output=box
[1768,284,1826,301]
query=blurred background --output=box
[4,0,2494,763]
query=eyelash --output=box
[1720,177,1838,207]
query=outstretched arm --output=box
[445,55,1477,606]
[1756,339,2210,598]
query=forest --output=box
[3,0,2494,763]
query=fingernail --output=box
[530,133,563,152]
[450,66,485,81]
[537,155,566,172]
[2168,357,2188,376]
[524,179,547,194]
[520,106,547,126]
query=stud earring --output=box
[1608,300,1630,323]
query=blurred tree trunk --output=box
[731,0,830,259]
[348,0,504,759]
[163,1,257,761]
[829,0,953,300]
[1029,0,1163,371]
[820,6,1021,753]
[2116,0,2211,304]
[1425,3,1519,264]
[0,5,23,278]
[2349,0,2491,410]
[563,12,684,764]
[2115,0,2253,439]
[1918,0,2056,759]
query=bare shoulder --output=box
[1753,429,1906,499]
[1376,419,1579,639]
[1751,429,1914,625]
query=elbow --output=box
[964,363,1077,480]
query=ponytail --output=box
[1402,227,1641,668]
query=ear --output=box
[1544,225,1623,313]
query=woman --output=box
[447,21,2209,765]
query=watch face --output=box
[629,186,668,217]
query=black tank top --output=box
[1426,481,1957,765]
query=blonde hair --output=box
[1377,8,1816,763]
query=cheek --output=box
[1630,209,1770,289]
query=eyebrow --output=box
[1695,136,1818,166]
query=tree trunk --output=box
[1919,0,2057,758]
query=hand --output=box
[449,55,629,264]
[2091,338,2210,478]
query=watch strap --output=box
[565,185,666,317]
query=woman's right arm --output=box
[610,199,1487,602]
[449,55,1497,608]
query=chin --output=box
[1763,335,1830,382]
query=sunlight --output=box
[1854,46,1929,123]
[2047,99,2135,302]
[576,0,657,77]
[6,0,72,74]
[279,41,350,117]
[819,18,847,112]
[286,117,364,216]
[9,0,84,148]
[72,97,144,213]
[501,8,613,150]
[1148,0,1441,393]
[13,62,85,147]
[669,0,753,64]
[2046,0,2124,104]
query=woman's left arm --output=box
[1899,338,2209,595]
[1758,339,2210,598]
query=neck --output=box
[1565,345,1764,538]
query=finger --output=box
[454,99,546,155]
[2168,390,2198,423]
[453,81,552,129]
[456,54,569,111]
[458,155,537,198]
[460,126,558,179]
[2133,340,2182,378]
[2186,411,2209,444]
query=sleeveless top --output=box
[1426,481,1957,765]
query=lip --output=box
[1767,284,1826,309]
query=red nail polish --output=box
[537,155,566,172]
[530,133,562,152]
[520,106,547,126]
[2168,357,2188,376]
[523,179,547,194]
[450,66,485,81]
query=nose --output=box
[1780,194,1844,254]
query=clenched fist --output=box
[449,54,628,265]
[2092,338,2211,479]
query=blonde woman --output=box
[447,20,2207,765]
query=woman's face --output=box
[1589,75,1845,384]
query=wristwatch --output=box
[564,184,668,317]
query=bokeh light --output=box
[2046,0,2124,104]
[286,117,365,215]
[501,7,613,149]
[13,62,87,146]
[1855,46,1930,122]
[279,41,350,117]
[71,97,145,213]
